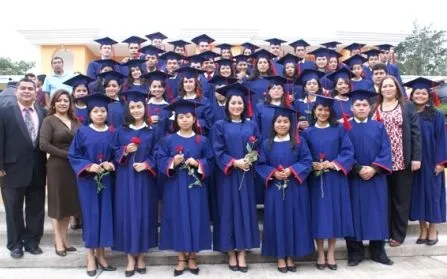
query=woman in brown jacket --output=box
[40,89,81,256]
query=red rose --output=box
[131,137,141,145]
[176,145,184,154]
[277,165,285,171]
[109,125,116,132]
[97,153,104,162]
[319,153,326,161]
[248,136,256,144]
[77,116,84,122]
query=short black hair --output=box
[16,78,36,89]
[371,63,388,75]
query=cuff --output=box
[265,169,276,187]
[224,158,235,175]
[332,160,348,176]
[144,162,156,177]
[289,167,303,184]
[119,145,129,164]
[197,160,205,180]
[372,162,392,175]
[77,163,93,177]
[165,157,175,177]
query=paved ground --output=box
[0,256,447,279]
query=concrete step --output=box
[0,235,446,268]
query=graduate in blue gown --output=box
[406,78,447,245]
[140,45,164,74]
[289,39,317,75]
[119,36,147,76]
[234,54,250,82]
[301,94,354,270]
[256,105,314,273]
[376,44,404,87]
[344,90,394,266]
[326,68,354,122]
[121,59,147,92]
[265,38,285,77]
[159,51,184,102]
[155,99,213,276]
[211,83,259,272]
[87,37,119,79]
[168,40,190,67]
[362,49,384,83]
[293,69,325,130]
[277,53,303,101]
[63,74,93,125]
[208,75,238,123]
[343,54,374,91]
[68,94,117,276]
[198,51,219,100]
[112,90,158,276]
[308,48,339,92]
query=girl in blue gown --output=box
[211,83,260,272]
[155,99,214,276]
[234,54,250,82]
[407,78,447,245]
[63,74,93,126]
[326,68,354,123]
[301,94,355,270]
[112,90,158,277]
[343,54,374,91]
[277,53,303,101]
[256,105,314,273]
[208,75,238,124]
[68,94,117,277]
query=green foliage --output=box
[0,57,35,75]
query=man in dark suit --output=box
[0,78,47,259]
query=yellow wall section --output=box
[40,45,94,75]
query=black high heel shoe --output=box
[54,245,66,257]
[327,263,338,270]
[228,252,238,271]
[174,259,187,277]
[64,246,77,252]
[426,231,439,246]
[86,259,97,277]
[277,266,288,273]
[188,257,200,275]
[96,258,117,271]
[136,266,147,274]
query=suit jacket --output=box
[0,103,47,188]
[401,101,422,167]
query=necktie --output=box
[23,108,36,145]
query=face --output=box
[198,42,210,52]
[268,85,284,101]
[128,100,145,121]
[305,79,319,94]
[315,105,330,123]
[236,61,248,73]
[128,43,139,58]
[219,65,232,77]
[100,45,112,58]
[228,95,244,117]
[152,39,163,49]
[221,49,232,59]
[372,69,386,86]
[243,48,252,56]
[328,57,338,71]
[380,78,398,100]
[90,107,107,125]
[105,80,120,98]
[28,76,38,84]
[270,45,281,56]
[351,49,361,55]
[257,58,270,73]
[285,63,296,77]
[202,60,215,73]
[177,113,195,130]
[411,89,430,106]
[379,52,388,63]
[183,78,196,93]
[174,46,185,55]
[335,78,350,95]
[16,81,36,105]
[352,64,363,77]
[274,116,291,137]
[215,86,226,102]
[54,94,70,114]
[295,47,305,59]
[315,57,328,70]
[368,56,379,68]
[166,59,179,74]
[52,58,64,72]
[351,99,371,120]
[73,84,88,99]
[130,67,142,79]
[150,80,165,98]
[146,55,158,68]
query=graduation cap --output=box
[216,43,233,50]
[269,104,297,118]
[309,93,335,107]
[169,40,191,48]
[263,75,288,86]
[159,51,183,61]
[216,82,252,98]
[145,32,167,41]
[63,74,93,87]
[289,39,310,49]
[122,36,147,45]
[234,54,250,63]
[199,50,220,61]
[163,98,203,114]
[265,38,286,46]
[343,54,367,68]
[252,49,277,60]
[363,49,383,58]
[191,34,215,45]
[187,54,205,64]
[208,75,238,87]
[240,42,259,52]
[216,58,234,67]
[97,71,127,84]
[295,69,325,85]
[141,70,172,82]
[321,41,341,49]
[404,77,441,91]
[94,37,118,46]
[79,93,114,111]
[326,67,355,83]
[121,88,148,103]
[343,43,365,52]
[121,59,146,68]
[347,89,377,102]
[94,59,120,68]
[175,66,205,78]
[376,44,394,52]
[277,53,299,66]
[140,45,164,56]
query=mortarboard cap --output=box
[326,67,355,83]
[343,54,367,67]
[363,49,383,58]
[94,37,118,46]
[95,59,120,68]
[215,82,252,98]
[263,75,288,86]
[169,40,191,48]
[234,54,249,63]
[309,93,335,107]
[216,43,233,50]
[140,45,164,56]
[289,39,310,49]
[347,89,377,102]
[252,49,277,60]
[376,44,395,52]
[240,42,259,52]
[79,93,114,111]
[216,58,234,67]
[187,54,205,64]
[321,41,341,49]
[343,43,365,52]
[296,69,325,85]
[208,75,238,87]
[97,70,126,84]
[265,38,286,46]
[121,59,146,68]
[122,36,147,45]
[268,104,297,118]
[163,98,203,114]
[175,66,205,78]
[121,88,148,103]
[141,70,171,82]
[403,77,441,91]
[63,74,93,87]
[159,51,183,61]
[145,32,167,41]
[191,34,215,45]
[277,53,299,66]
[199,50,220,61]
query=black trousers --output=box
[387,168,413,243]
[1,180,45,250]
[345,239,387,261]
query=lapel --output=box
[13,104,33,145]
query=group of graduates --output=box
[52,32,446,277]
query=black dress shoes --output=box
[96,259,117,271]
[135,267,147,274]
[371,256,394,265]
[125,269,135,277]
[426,231,439,246]
[277,266,288,273]
[327,263,338,270]
[86,270,96,277]
[10,248,24,259]
[348,259,363,266]
[25,246,43,255]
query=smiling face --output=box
[227,95,244,118]
[166,59,179,74]
[315,104,330,123]
[410,88,430,106]
[328,57,338,71]
[130,67,142,80]
[315,56,328,70]
[105,80,120,99]
[198,42,210,53]
[73,84,88,99]
[219,65,232,77]
[128,100,145,121]
[182,77,196,94]
[380,77,398,100]
[236,61,248,73]
[150,80,165,99]
[268,85,284,101]
[54,92,71,115]
[335,78,350,95]
[16,80,36,106]
[273,115,291,137]
[176,112,195,130]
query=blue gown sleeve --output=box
[197,98,214,135]
[143,132,157,176]
[196,137,214,180]
[154,136,176,177]
[113,129,130,165]
[255,140,276,187]
[68,129,94,177]
[289,138,313,184]
[371,123,393,174]
[434,112,447,166]
[332,126,355,175]
[211,121,236,175]
[86,62,97,80]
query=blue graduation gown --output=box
[256,138,315,257]
[333,98,353,121]
[284,83,303,101]
[351,79,374,91]
[112,126,158,254]
[166,76,180,102]
[362,66,373,82]
[211,120,260,251]
[410,111,447,223]
[86,61,120,80]
[155,133,213,252]
[293,97,316,127]
[211,102,227,124]
[107,99,125,130]
[243,78,270,112]
[272,60,284,77]
[302,124,355,239]
[347,119,393,240]
[146,102,171,143]
[68,125,114,248]
[255,103,277,141]
[75,106,89,125]
[199,74,214,100]
[297,60,317,75]
[177,96,214,136]
[321,72,334,91]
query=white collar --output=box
[335,95,349,101]
[89,124,109,132]
[354,117,368,123]
[231,119,242,123]
[176,131,196,138]
[184,94,197,100]
[129,123,148,130]
[75,104,87,109]
[299,96,316,104]
[148,98,168,105]
[315,122,330,129]
[270,101,281,106]
[274,134,290,142]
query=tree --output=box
[396,22,447,76]
[0,57,35,75]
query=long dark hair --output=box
[172,112,200,133]
[127,66,143,85]
[311,103,338,127]
[178,76,203,99]
[123,100,151,127]
[48,89,78,122]
[218,63,235,78]
[332,77,352,97]
[282,62,298,80]
[303,79,323,95]
[264,84,286,105]
[267,113,297,151]
[147,79,167,100]
[248,58,274,81]
[409,88,436,119]
[224,94,247,122]
[373,75,406,112]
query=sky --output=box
[1,0,446,63]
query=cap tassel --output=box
[247,89,253,118]
[195,119,201,144]
[342,113,352,130]
[271,61,277,75]
[294,113,300,144]
[166,84,173,102]
[146,105,153,126]
[323,89,330,97]
[433,81,441,107]
[392,52,396,64]
[375,108,383,123]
